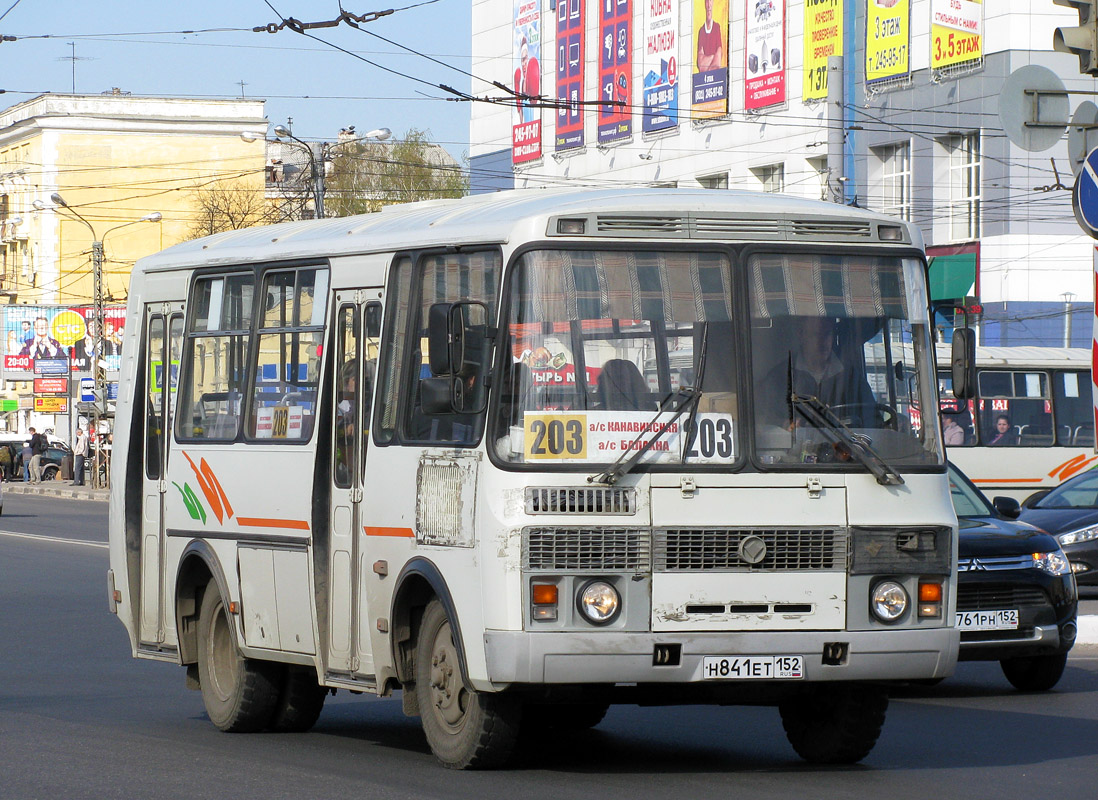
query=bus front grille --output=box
[523,527,651,571]
[654,528,845,571]
[525,487,636,515]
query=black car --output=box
[949,462,1077,691]
[5,441,71,482]
[1018,469,1098,590]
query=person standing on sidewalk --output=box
[73,426,89,486]
[19,439,32,482]
[28,427,47,483]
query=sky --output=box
[0,0,474,161]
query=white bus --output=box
[937,345,1094,501]
[108,188,958,769]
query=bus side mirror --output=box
[951,328,976,399]
[427,303,452,376]
[423,301,491,415]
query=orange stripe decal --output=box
[1050,454,1098,482]
[237,517,310,530]
[364,526,415,538]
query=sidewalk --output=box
[3,480,108,502]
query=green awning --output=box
[928,253,976,303]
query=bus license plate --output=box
[702,655,804,680]
[955,609,1019,631]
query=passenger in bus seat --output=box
[942,415,965,446]
[596,359,650,410]
[987,414,1018,446]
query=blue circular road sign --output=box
[1073,145,1098,238]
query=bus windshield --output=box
[493,248,941,471]
[749,253,940,468]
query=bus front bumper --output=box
[483,628,959,685]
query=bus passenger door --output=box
[327,293,382,675]
[139,305,184,647]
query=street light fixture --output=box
[265,124,392,219]
[44,192,162,487]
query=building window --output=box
[877,142,911,221]
[751,163,784,193]
[698,173,728,190]
[945,132,980,241]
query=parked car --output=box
[1018,469,1098,590]
[3,439,71,482]
[949,462,1077,691]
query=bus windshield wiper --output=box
[790,393,904,486]
[589,325,710,486]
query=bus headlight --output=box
[577,580,621,625]
[870,580,908,623]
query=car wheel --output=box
[779,684,889,764]
[1000,653,1068,692]
[415,598,520,769]
[197,578,281,732]
[43,465,59,481]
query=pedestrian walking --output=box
[28,427,47,483]
[73,426,89,486]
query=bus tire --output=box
[271,666,327,732]
[197,579,280,732]
[1000,653,1068,692]
[415,598,520,769]
[778,684,888,764]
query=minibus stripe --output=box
[364,526,415,538]
[236,517,310,530]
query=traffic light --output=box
[1054,0,1098,75]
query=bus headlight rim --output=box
[576,579,622,626]
[870,579,908,624]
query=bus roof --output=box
[135,187,923,274]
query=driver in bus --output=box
[761,315,875,430]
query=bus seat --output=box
[1075,426,1095,447]
[597,359,650,411]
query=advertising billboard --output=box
[745,0,786,111]
[513,0,543,164]
[691,0,728,119]
[555,0,586,152]
[803,0,842,102]
[866,0,910,86]
[642,0,679,134]
[930,0,982,71]
[2,305,126,381]
[598,0,633,144]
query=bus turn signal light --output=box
[532,583,558,621]
[918,581,942,618]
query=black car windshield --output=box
[947,463,994,518]
[1034,470,1098,508]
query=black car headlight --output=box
[1032,550,1072,576]
[1057,525,1098,546]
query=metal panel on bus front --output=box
[649,485,847,632]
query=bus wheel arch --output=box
[174,541,229,666]
[390,558,468,710]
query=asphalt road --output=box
[2,494,1097,799]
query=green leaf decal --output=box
[173,482,207,524]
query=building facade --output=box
[470,1,1096,346]
[0,92,268,436]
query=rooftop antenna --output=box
[56,41,94,94]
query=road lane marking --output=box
[0,530,107,549]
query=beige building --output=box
[0,92,268,306]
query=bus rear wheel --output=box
[271,666,328,732]
[197,579,280,732]
[415,599,520,769]
[778,684,888,764]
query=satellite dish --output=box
[1069,101,1098,176]
[999,65,1069,152]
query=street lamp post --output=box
[39,192,161,487]
[249,125,392,219]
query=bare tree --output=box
[324,128,467,217]
[186,176,307,239]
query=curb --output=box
[3,482,108,502]
[1077,614,1098,646]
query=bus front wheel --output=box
[415,599,520,769]
[197,579,280,732]
[778,684,888,764]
